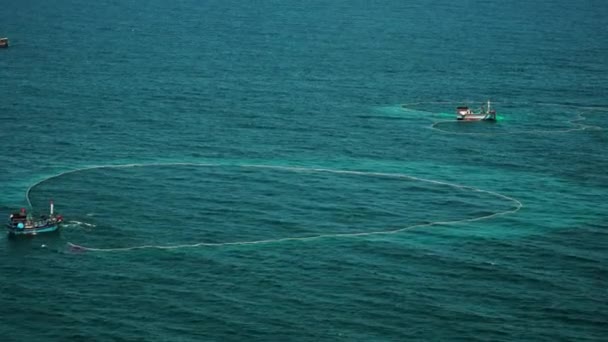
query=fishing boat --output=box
[6,201,63,236]
[456,100,496,121]
[0,38,8,48]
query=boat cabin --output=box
[0,38,8,48]
[456,106,472,116]
[9,209,27,224]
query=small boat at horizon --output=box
[456,100,497,121]
[6,201,63,236]
[0,38,8,48]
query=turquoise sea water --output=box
[1,0,607,340]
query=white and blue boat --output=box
[456,100,497,121]
[6,201,63,236]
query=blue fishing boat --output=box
[6,201,63,236]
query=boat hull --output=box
[6,224,60,236]
[456,115,496,121]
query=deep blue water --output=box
[1,0,607,340]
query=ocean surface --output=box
[1,0,607,340]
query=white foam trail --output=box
[23,163,524,253]
[67,220,96,228]
[25,162,219,208]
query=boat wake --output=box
[63,220,97,231]
[23,163,524,253]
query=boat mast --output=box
[50,200,54,215]
[487,99,491,114]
